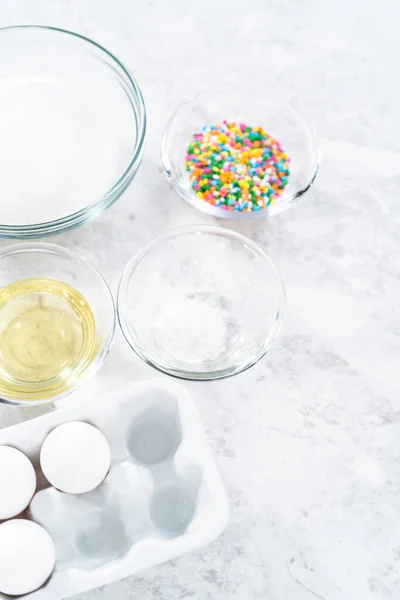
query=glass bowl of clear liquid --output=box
[0,26,146,238]
[118,225,286,380]
[0,243,115,404]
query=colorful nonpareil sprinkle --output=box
[185,121,291,212]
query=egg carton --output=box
[0,378,229,600]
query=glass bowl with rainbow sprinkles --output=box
[161,89,320,219]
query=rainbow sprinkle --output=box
[185,121,291,212]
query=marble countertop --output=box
[1,0,400,598]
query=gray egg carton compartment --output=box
[0,378,229,600]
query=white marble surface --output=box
[1,1,400,598]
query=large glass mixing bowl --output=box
[0,26,146,238]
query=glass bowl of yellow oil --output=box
[0,243,115,404]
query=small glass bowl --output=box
[0,243,115,404]
[0,26,146,238]
[161,89,319,219]
[118,225,285,380]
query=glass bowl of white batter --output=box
[0,26,146,238]
[117,225,285,380]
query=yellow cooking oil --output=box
[0,278,96,399]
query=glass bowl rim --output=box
[161,87,320,220]
[0,24,147,238]
[117,224,286,380]
[0,241,116,405]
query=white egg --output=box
[0,519,55,595]
[0,446,36,519]
[40,421,111,494]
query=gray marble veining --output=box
[1,0,400,598]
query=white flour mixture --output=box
[152,299,227,365]
[0,74,120,225]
